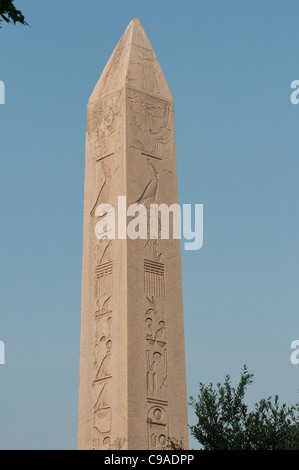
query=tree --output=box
[189,365,299,450]
[166,437,185,450]
[0,0,27,28]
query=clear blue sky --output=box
[1,0,299,450]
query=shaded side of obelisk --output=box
[78,18,189,450]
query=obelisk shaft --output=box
[78,18,189,450]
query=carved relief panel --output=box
[147,406,168,450]
[128,88,173,448]
[87,90,123,160]
[127,89,172,158]
[88,91,123,450]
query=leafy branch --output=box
[190,365,299,450]
[0,0,28,28]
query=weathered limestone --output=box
[78,18,189,450]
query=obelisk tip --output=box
[89,16,173,104]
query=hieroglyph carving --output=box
[95,261,113,299]
[92,207,114,449]
[87,90,123,159]
[144,260,165,298]
[93,381,112,449]
[127,46,160,94]
[142,218,169,442]
[93,240,113,448]
[145,296,167,403]
[136,159,159,207]
[88,92,119,450]
[127,90,172,157]
[93,293,113,448]
[90,159,113,216]
[94,315,112,382]
[147,406,168,450]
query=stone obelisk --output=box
[78,18,189,450]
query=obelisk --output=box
[78,18,189,450]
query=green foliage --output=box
[166,437,185,450]
[189,365,299,450]
[0,0,27,28]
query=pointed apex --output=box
[129,17,155,50]
[130,17,141,25]
[89,18,173,104]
